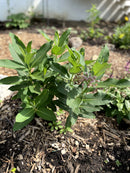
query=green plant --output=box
[0,30,129,131]
[6,13,31,29]
[86,4,100,28]
[110,23,130,49]
[11,167,16,173]
[115,160,122,167]
[81,4,103,40]
[48,121,63,131]
[97,80,130,123]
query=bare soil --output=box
[0,20,130,173]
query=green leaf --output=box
[38,30,52,42]
[29,85,40,95]
[9,44,23,64]
[10,33,26,52]
[93,62,111,77]
[9,33,26,63]
[59,29,70,47]
[51,63,68,76]
[69,66,81,74]
[80,104,101,112]
[97,78,130,88]
[13,108,35,131]
[79,111,95,118]
[36,107,56,121]
[30,71,45,82]
[85,60,95,65]
[54,31,59,45]
[26,41,32,53]
[51,45,66,55]
[31,41,53,67]
[67,97,82,114]
[9,81,29,91]
[65,112,78,128]
[35,89,49,108]
[82,93,110,106]
[97,45,109,63]
[58,52,70,62]
[0,59,25,70]
[0,76,21,84]
[125,100,130,111]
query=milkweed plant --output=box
[0,29,130,132]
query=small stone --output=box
[108,154,115,161]
[61,149,66,155]
[124,145,130,151]
[86,144,92,153]
[18,154,23,160]
[75,140,79,146]
[68,37,82,48]
[92,55,98,60]
[111,167,115,170]
[106,43,115,51]
[17,166,20,172]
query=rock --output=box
[106,43,115,51]
[68,37,82,48]
[61,149,67,155]
[17,154,23,160]
[0,75,13,101]
[92,55,98,60]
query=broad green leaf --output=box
[125,100,130,111]
[0,59,25,70]
[31,41,53,67]
[24,52,35,65]
[51,63,68,76]
[29,85,40,95]
[36,107,56,121]
[54,100,69,111]
[26,41,32,53]
[9,44,23,64]
[79,111,95,118]
[97,45,109,63]
[67,97,82,114]
[35,89,49,107]
[38,30,52,42]
[10,33,26,52]
[9,33,26,63]
[93,61,111,77]
[80,104,101,112]
[79,48,85,56]
[85,60,95,65]
[82,93,111,106]
[69,66,81,74]
[30,71,45,82]
[54,31,59,45]
[9,81,29,91]
[58,52,70,62]
[59,29,70,47]
[0,76,21,84]
[65,112,78,128]
[97,78,130,88]
[13,108,35,131]
[51,45,66,55]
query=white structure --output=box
[0,0,130,22]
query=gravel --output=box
[0,75,13,101]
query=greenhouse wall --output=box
[0,0,130,22]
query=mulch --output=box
[0,97,130,173]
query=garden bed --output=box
[0,20,130,173]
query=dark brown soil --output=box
[0,20,130,173]
[0,98,130,173]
